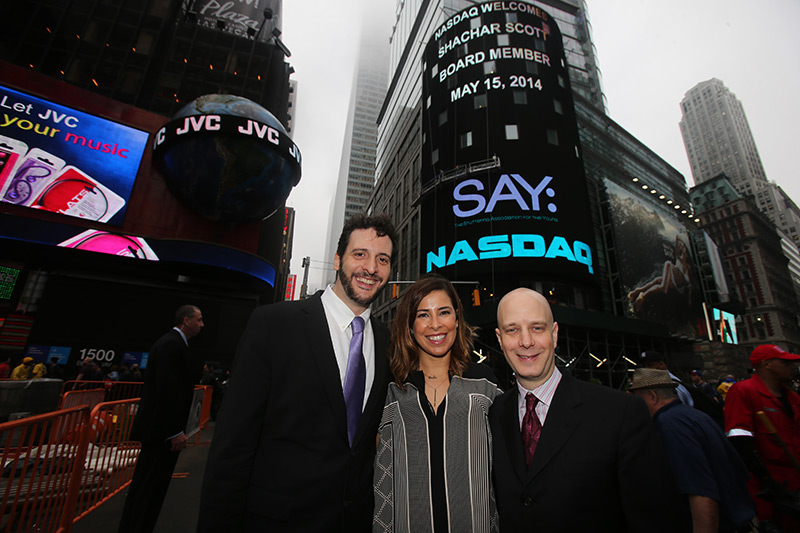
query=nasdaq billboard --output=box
[421,2,595,285]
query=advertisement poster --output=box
[605,179,702,336]
[0,85,149,225]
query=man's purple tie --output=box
[522,392,542,467]
[343,316,366,447]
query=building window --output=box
[460,131,472,148]
[439,110,447,126]
[513,90,526,105]
[497,34,509,46]
[474,93,486,109]
[553,99,563,114]
[505,125,519,140]
[546,129,559,145]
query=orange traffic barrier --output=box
[59,381,143,408]
[68,400,140,529]
[1,385,212,532]
[0,405,91,532]
[194,385,213,444]
[59,390,106,413]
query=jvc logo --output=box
[453,174,556,218]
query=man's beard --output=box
[339,266,383,308]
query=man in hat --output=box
[725,344,800,529]
[639,350,694,406]
[10,356,33,380]
[630,368,755,532]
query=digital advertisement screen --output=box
[713,308,738,344]
[604,179,703,337]
[420,2,596,286]
[0,215,276,286]
[0,85,149,225]
[0,265,19,299]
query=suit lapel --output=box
[526,375,582,483]
[500,388,529,484]
[300,294,349,441]
[353,317,389,446]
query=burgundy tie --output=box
[522,392,542,467]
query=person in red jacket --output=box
[725,344,800,530]
[0,356,10,379]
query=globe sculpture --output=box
[153,94,301,223]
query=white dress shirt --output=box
[321,285,375,410]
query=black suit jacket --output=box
[489,373,689,532]
[130,329,196,444]
[198,292,390,532]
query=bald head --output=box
[495,288,559,390]
[497,288,554,326]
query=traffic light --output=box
[472,288,481,307]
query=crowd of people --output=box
[0,354,146,382]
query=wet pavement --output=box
[72,423,214,532]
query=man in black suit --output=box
[489,288,688,532]
[198,214,397,532]
[118,304,204,533]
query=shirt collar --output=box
[517,367,562,407]
[173,326,188,346]
[653,399,682,421]
[321,285,371,331]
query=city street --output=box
[72,424,214,532]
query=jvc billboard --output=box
[0,85,148,225]
[421,2,595,287]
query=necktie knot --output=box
[351,316,365,335]
[526,392,539,412]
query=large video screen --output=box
[605,179,703,336]
[0,85,149,225]
[713,308,738,344]
[420,2,596,286]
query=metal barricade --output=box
[59,391,106,413]
[59,382,143,408]
[1,385,212,532]
[69,400,140,529]
[0,406,91,533]
[198,385,212,429]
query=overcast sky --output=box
[281,0,800,295]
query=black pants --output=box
[118,441,180,533]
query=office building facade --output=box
[326,22,390,284]
[681,78,800,307]
[690,175,800,352]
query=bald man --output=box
[488,288,688,532]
